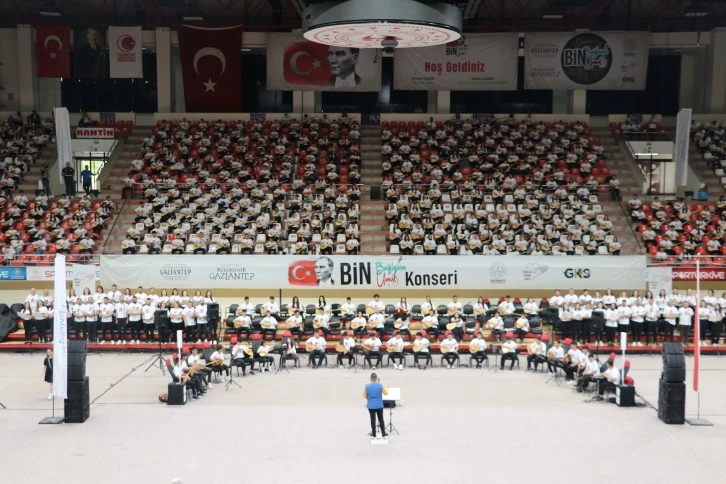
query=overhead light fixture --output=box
[542,14,564,20]
[303,0,462,49]
[39,10,62,17]
[182,15,204,22]
[684,11,708,18]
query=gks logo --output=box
[561,33,612,85]
[564,268,591,279]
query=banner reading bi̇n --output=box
[394,34,518,91]
[524,31,649,90]
[101,255,646,291]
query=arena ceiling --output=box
[4,0,725,31]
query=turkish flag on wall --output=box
[288,260,318,286]
[178,25,242,112]
[36,25,71,78]
[283,41,332,86]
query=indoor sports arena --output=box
[1,1,726,483]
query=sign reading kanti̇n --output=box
[75,127,115,138]
[524,31,649,90]
[101,255,646,290]
[394,34,518,91]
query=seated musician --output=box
[233,309,251,339]
[255,339,274,372]
[563,343,584,381]
[487,313,504,341]
[387,331,405,370]
[515,313,529,342]
[527,334,548,371]
[450,312,464,340]
[231,337,254,376]
[413,332,432,369]
[447,295,462,316]
[523,297,539,315]
[259,310,278,339]
[363,331,383,370]
[598,360,620,396]
[172,355,204,399]
[307,330,327,369]
[422,310,439,338]
[351,310,368,338]
[547,339,565,375]
[262,296,280,319]
[575,352,601,392]
[337,331,356,367]
[210,343,230,381]
[498,296,515,316]
[500,332,518,370]
[469,331,488,369]
[367,294,385,315]
[313,311,330,337]
[368,310,385,337]
[441,332,459,369]
[286,309,302,335]
[187,347,212,386]
[340,297,356,326]
[394,315,412,341]
[280,330,299,368]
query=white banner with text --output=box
[101,255,646,290]
[524,31,649,90]
[393,34,518,91]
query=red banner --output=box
[671,268,726,281]
[36,25,71,78]
[178,25,242,112]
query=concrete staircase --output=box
[591,127,644,197]
[18,144,57,195]
[358,126,388,255]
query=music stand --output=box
[145,328,166,375]
[491,344,501,373]
[546,361,563,385]
[347,347,363,373]
[225,355,243,391]
[382,387,401,436]
[274,344,291,374]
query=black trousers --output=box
[501,352,517,369]
[443,352,459,366]
[143,323,155,341]
[413,352,432,367]
[664,323,675,342]
[87,319,98,342]
[368,408,386,436]
[605,325,617,343]
[101,322,113,340]
[115,317,127,340]
[452,327,464,340]
[712,321,724,344]
[527,354,546,369]
[365,351,383,368]
[599,380,616,395]
[232,357,255,374]
[699,319,709,341]
[645,320,658,344]
[679,324,691,344]
[471,351,488,367]
[337,352,354,365]
[130,320,143,340]
[572,320,583,341]
[310,350,326,368]
[631,321,644,343]
[389,352,405,365]
[170,322,183,341]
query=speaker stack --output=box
[65,340,90,423]
[208,303,220,322]
[658,342,686,425]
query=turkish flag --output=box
[283,41,332,86]
[36,25,70,78]
[288,260,318,286]
[178,25,242,112]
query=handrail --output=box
[617,198,644,253]
[101,197,129,254]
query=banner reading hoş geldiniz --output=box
[266,33,381,91]
[524,31,649,90]
[101,255,646,291]
[394,34,518,91]
[108,26,143,78]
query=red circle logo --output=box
[117,35,136,53]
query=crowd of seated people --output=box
[0,195,114,264]
[0,111,53,196]
[380,116,622,255]
[120,115,362,255]
[691,120,726,189]
[629,195,726,260]
[610,114,666,138]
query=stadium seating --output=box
[380,116,623,255]
[629,196,726,261]
[119,115,362,255]
[692,120,726,189]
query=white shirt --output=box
[262,301,280,314]
[286,314,302,328]
[470,337,487,351]
[99,303,115,322]
[308,336,326,351]
[442,338,459,353]
[387,336,404,352]
[364,337,382,351]
[662,306,679,324]
[142,305,156,324]
[210,350,225,363]
[678,307,694,326]
[114,302,128,319]
[584,360,600,377]
[550,295,565,307]
[127,302,143,321]
[368,300,385,312]
[369,313,384,328]
[260,315,278,329]
[25,294,40,312]
[182,307,196,325]
[195,305,208,324]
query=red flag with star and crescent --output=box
[282,41,332,86]
[178,25,242,112]
[36,25,71,78]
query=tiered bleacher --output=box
[381,116,623,255]
[121,115,362,255]
[0,113,112,264]
[692,120,726,189]
[630,196,726,261]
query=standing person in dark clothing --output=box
[81,166,93,195]
[62,162,75,195]
[362,372,388,438]
[43,348,54,400]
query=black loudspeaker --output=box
[167,383,187,405]
[65,376,91,423]
[658,379,685,424]
[369,186,382,201]
[0,303,9,315]
[662,342,686,383]
[68,364,86,381]
[208,303,220,321]
[68,340,88,353]
[68,352,87,366]
[616,385,635,407]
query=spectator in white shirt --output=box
[678,302,694,344]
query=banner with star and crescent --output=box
[36,25,71,78]
[267,33,382,91]
[178,25,243,112]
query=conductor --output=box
[363,372,388,438]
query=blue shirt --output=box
[81,170,92,183]
[365,382,384,410]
